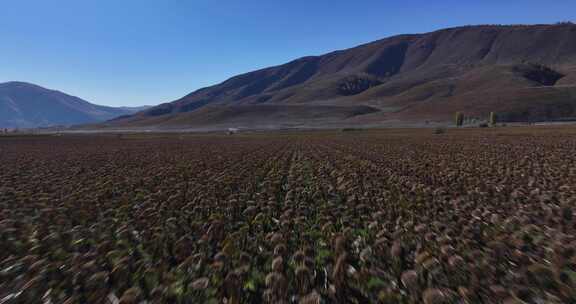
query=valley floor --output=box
[1,126,576,303]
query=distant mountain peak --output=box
[0,82,147,128]
[0,81,45,89]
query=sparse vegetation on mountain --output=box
[104,23,576,130]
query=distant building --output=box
[227,128,239,135]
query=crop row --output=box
[0,132,575,303]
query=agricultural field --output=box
[1,127,576,304]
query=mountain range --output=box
[0,82,148,128]
[103,23,576,130]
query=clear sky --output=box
[1,1,574,107]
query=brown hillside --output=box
[107,23,576,129]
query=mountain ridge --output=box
[101,23,576,129]
[0,81,149,128]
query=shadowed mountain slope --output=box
[0,82,148,128]
[109,23,576,129]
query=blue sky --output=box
[0,1,574,107]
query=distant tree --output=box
[489,112,497,126]
[455,112,464,127]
